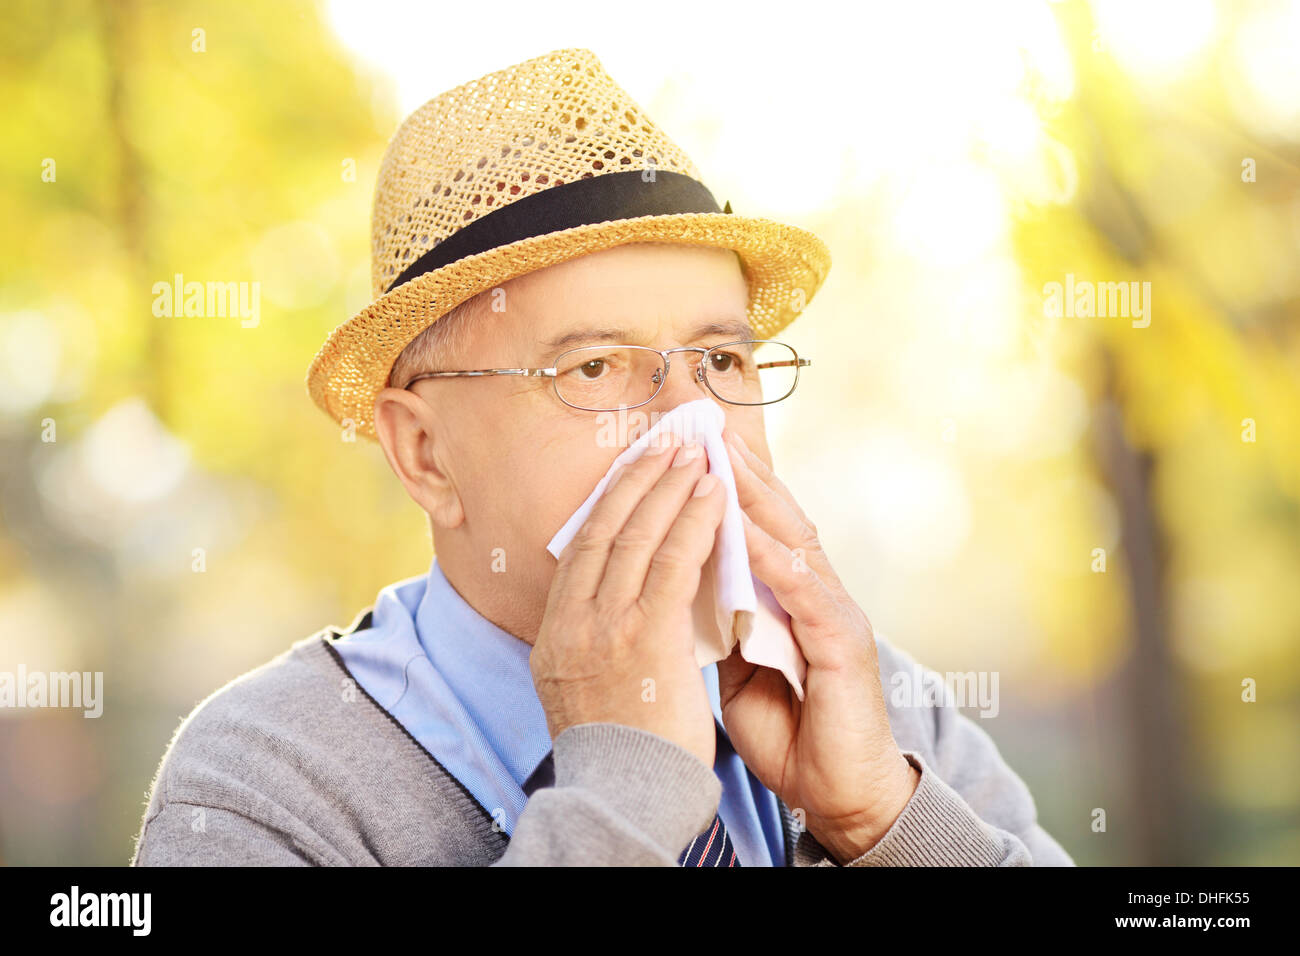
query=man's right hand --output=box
[531,434,724,769]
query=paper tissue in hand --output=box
[546,399,807,700]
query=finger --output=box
[552,432,684,602]
[715,642,758,708]
[739,507,840,632]
[723,429,843,586]
[724,438,826,572]
[637,471,725,616]
[722,428,810,523]
[598,441,711,610]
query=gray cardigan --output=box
[130,617,1075,866]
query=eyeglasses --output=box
[402,339,811,411]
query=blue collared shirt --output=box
[332,557,786,866]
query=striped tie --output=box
[679,813,741,867]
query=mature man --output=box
[131,48,1073,866]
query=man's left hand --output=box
[716,427,921,865]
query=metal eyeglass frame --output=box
[401,339,812,410]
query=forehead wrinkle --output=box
[540,314,753,355]
[686,318,755,342]
[541,327,639,353]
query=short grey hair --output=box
[386,291,490,389]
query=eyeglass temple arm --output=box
[403,368,557,389]
[404,352,810,388]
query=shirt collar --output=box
[414,558,552,791]
[417,557,728,790]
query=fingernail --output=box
[645,438,671,456]
[673,441,702,467]
[693,473,719,497]
[731,431,750,453]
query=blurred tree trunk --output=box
[1069,23,1205,860]
[1092,350,1197,864]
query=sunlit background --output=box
[2,0,1298,865]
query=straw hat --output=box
[306,47,832,439]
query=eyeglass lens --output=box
[552,342,800,410]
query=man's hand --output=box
[717,428,921,864]
[532,435,725,769]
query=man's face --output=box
[376,242,774,641]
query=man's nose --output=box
[652,353,711,409]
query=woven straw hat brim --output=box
[306,210,830,440]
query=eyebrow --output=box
[541,319,756,354]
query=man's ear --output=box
[373,386,465,529]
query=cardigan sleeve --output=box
[790,750,1037,866]
[132,801,351,866]
[493,722,723,867]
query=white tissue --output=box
[546,399,807,700]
